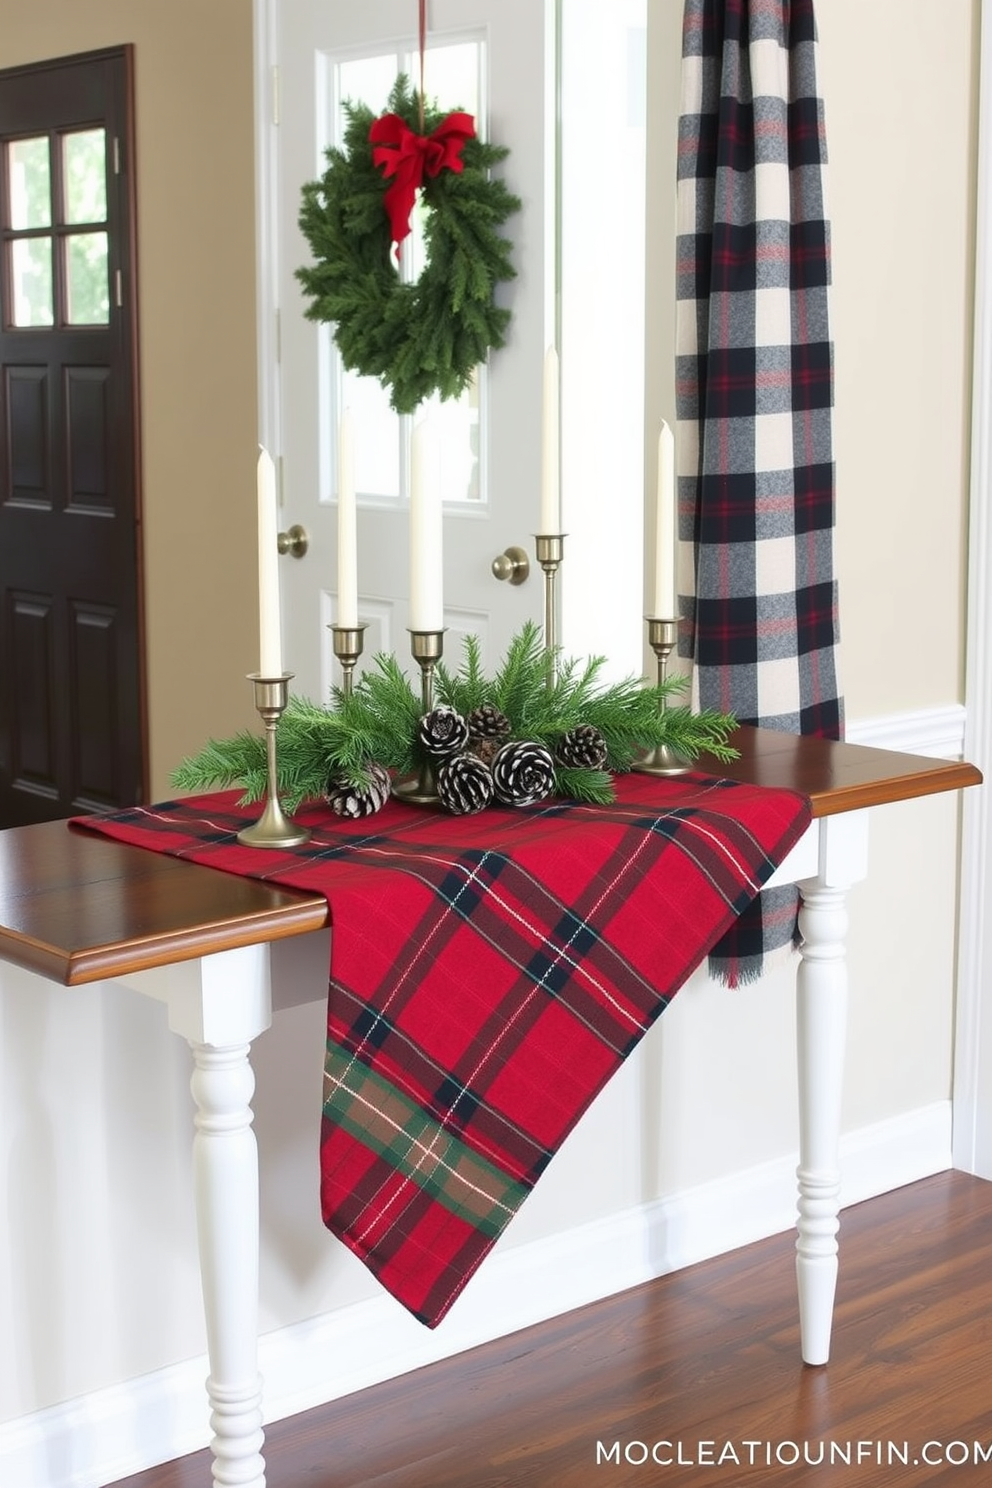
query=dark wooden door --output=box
[0,46,144,826]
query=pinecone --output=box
[325,761,391,819]
[469,736,502,767]
[418,706,471,759]
[436,753,495,815]
[556,724,608,770]
[466,704,511,743]
[491,740,556,807]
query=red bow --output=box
[370,110,476,253]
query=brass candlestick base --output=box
[633,617,692,777]
[330,622,367,698]
[392,629,446,805]
[237,674,312,847]
[535,533,565,683]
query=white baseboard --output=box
[845,702,966,759]
[1,1099,952,1488]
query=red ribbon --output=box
[370,110,476,252]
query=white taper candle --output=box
[336,411,358,628]
[652,420,676,619]
[410,418,443,631]
[256,446,282,674]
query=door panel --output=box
[71,601,120,802]
[65,367,112,506]
[6,365,49,498]
[10,592,55,794]
[0,46,144,826]
[272,0,554,702]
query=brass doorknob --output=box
[278,524,309,558]
[491,546,530,585]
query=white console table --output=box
[0,726,980,1488]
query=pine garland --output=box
[296,77,521,414]
[172,624,739,811]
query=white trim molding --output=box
[953,0,992,1180]
[846,704,967,760]
[253,0,280,456]
[0,1101,951,1488]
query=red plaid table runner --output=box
[76,771,809,1326]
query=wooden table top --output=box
[697,725,982,817]
[0,727,981,988]
[0,818,330,986]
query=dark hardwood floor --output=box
[114,1171,992,1487]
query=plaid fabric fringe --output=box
[676,0,843,984]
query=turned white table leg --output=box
[794,877,848,1365]
[122,945,274,1487]
[189,1039,266,1487]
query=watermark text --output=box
[595,1439,992,1469]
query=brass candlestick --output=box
[330,622,367,698]
[237,674,312,847]
[535,533,565,683]
[392,629,446,805]
[632,617,692,777]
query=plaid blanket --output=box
[78,772,809,1326]
[676,0,842,983]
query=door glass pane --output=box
[430,374,481,502]
[63,128,107,224]
[342,364,400,500]
[10,237,53,326]
[403,41,482,287]
[327,38,485,505]
[419,41,480,118]
[66,231,110,324]
[7,136,51,229]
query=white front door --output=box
[265,0,555,703]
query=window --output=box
[3,127,110,329]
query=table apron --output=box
[115,942,274,1045]
[765,810,870,893]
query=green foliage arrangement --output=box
[295,76,521,415]
[172,624,739,813]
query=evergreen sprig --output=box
[437,621,738,802]
[172,731,267,802]
[296,76,521,414]
[171,625,739,811]
[436,632,489,716]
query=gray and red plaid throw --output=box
[676,0,843,983]
[78,771,809,1325]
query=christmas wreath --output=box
[296,76,521,415]
[172,624,740,818]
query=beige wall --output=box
[0,0,260,800]
[821,0,977,715]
